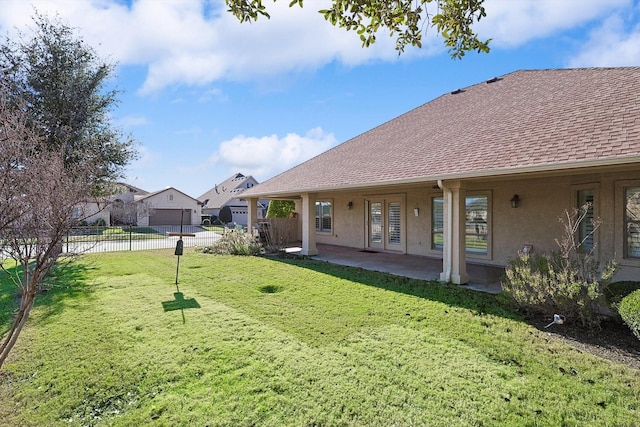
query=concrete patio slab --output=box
[306,244,505,294]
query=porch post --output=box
[246,197,258,233]
[301,193,318,256]
[439,180,468,284]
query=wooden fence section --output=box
[255,218,299,249]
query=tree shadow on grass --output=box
[0,258,97,332]
[271,256,521,321]
[271,256,640,367]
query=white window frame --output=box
[315,200,333,234]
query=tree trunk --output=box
[0,273,38,370]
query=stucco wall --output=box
[139,189,201,226]
[304,167,640,282]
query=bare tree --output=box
[0,85,96,369]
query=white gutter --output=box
[437,179,451,282]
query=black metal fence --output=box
[63,225,221,254]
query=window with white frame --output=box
[625,187,640,258]
[315,201,332,233]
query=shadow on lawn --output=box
[271,256,640,367]
[0,258,97,330]
[273,256,520,321]
[162,284,200,324]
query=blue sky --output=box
[2,0,640,198]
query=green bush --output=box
[94,218,107,227]
[103,227,126,235]
[200,230,261,256]
[619,290,640,340]
[605,281,640,305]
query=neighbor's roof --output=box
[198,173,258,208]
[135,187,201,203]
[243,67,640,198]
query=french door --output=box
[367,197,404,252]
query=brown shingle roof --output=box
[198,173,259,208]
[244,68,640,198]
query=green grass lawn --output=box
[1,249,638,426]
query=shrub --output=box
[103,227,126,235]
[619,290,640,340]
[94,218,107,227]
[200,230,260,256]
[502,204,617,329]
[605,281,640,305]
[503,253,616,328]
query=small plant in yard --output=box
[502,203,617,328]
[199,229,261,255]
[619,290,640,340]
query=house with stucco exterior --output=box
[241,68,640,284]
[135,187,202,226]
[75,183,148,226]
[76,184,202,227]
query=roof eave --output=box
[245,155,640,198]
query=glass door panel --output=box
[369,201,383,249]
[387,202,401,246]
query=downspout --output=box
[437,179,452,282]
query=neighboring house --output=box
[77,183,149,226]
[242,68,640,283]
[135,187,202,226]
[199,173,267,226]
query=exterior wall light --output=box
[347,201,353,210]
[510,194,520,208]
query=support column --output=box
[246,197,258,234]
[438,180,468,284]
[301,193,318,256]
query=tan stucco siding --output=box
[304,167,640,282]
[139,189,201,226]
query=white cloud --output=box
[477,0,630,48]
[2,0,637,96]
[0,0,432,95]
[211,127,337,181]
[568,14,640,67]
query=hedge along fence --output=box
[619,289,640,340]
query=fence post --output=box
[129,225,132,251]
[66,230,69,253]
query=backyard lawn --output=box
[0,249,638,426]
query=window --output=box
[577,189,595,253]
[315,201,332,233]
[466,195,488,254]
[432,194,489,254]
[432,197,443,250]
[168,193,174,202]
[625,187,640,258]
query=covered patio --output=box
[305,244,504,294]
